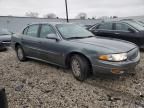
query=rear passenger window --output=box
[26,25,39,37]
[40,24,56,38]
[98,23,113,30]
[115,23,130,31]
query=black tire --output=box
[16,45,27,61]
[71,55,90,81]
[0,88,8,108]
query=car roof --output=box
[96,20,131,25]
[28,22,73,26]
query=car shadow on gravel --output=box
[0,48,8,52]
[85,71,136,88]
[27,58,71,73]
[27,57,136,81]
[89,72,136,80]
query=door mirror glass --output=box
[128,28,135,33]
[46,34,59,41]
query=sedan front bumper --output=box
[92,49,140,75]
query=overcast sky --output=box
[0,0,144,18]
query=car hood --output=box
[0,35,11,42]
[70,37,137,53]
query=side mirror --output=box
[128,28,135,33]
[46,34,59,41]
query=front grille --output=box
[127,48,139,60]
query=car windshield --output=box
[0,29,10,36]
[126,21,144,31]
[56,24,94,39]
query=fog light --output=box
[111,68,125,74]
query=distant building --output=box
[0,15,144,33]
[0,16,101,33]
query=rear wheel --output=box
[71,55,90,81]
[16,45,27,61]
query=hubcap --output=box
[17,48,23,60]
[71,59,81,77]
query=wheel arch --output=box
[65,51,92,71]
[14,43,21,50]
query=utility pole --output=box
[65,0,69,22]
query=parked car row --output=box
[11,22,140,81]
[1,19,144,80]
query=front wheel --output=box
[71,55,90,81]
[16,45,27,61]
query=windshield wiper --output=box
[67,36,95,40]
[67,37,86,39]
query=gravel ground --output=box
[0,48,144,108]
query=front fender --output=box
[64,48,94,67]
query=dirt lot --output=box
[0,48,144,108]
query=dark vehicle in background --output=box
[0,29,12,51]
[89,20,144,49]
[11,23,140,81]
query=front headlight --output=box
[99,53,127,62]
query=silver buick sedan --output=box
[11,22,140,81]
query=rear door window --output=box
[98,23,113,30]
